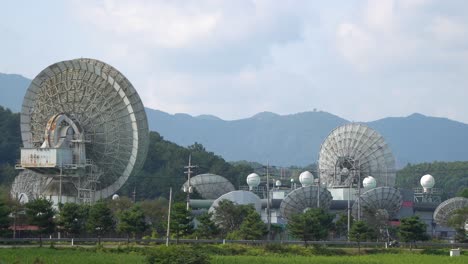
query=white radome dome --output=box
[420,174,435,192]
[112,194,120,200]
[299,171,314,187]
[246,173,261,189]
[275,180,282,187]
[363,176,377,189]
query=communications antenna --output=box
[11,58,149,204]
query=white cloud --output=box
[430,16,467,43]
[2,0,468,123]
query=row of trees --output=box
[0,193,461,249]
[0,194,270,244]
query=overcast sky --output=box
[1,0,467,123]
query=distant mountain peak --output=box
[195,114,223,121]
[407,113,427,119]
[251,111,280,120]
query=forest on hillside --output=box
[0,105,467,201]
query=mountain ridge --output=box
[2,72,468,167]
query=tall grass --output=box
[211,254,467,264]
[0,248,146,264]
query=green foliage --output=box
[457,187,468,198]
[145,246,209,264]
[398,216,428,249]
[212,200,254,236]
[194,212,219,239]
[25,198,56,235]
[287,208,334,244]
[447,207,468,242]
[349,221,374,254]
[0,194,11,236]
[169,203,193,240]
[229,211,267,240]
[139,198,168,236]
[57,203,89,237]
[86,202,115,236]
[397,161,468,198]
[334,213,352,238]
[120,132,253,201]
[117,204,148,239]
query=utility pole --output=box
[132,185,136,203]
[184,154,198,211]
[166,187,172,247]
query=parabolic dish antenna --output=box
[433,197,468,226]
[181,173,235,199]
[11,58,149,202]
[318,123,396,188]
[352,187,402,220]
[279,186,333,220]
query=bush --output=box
[145,246,209,264]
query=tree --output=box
[169,203,193,242]
[228,210,267,240]
[447,207,468,243]
[87,202,115,244]
[0,195,11,237]
[334,213,353,238]
[212,200,253,236]
[398,216,428,250]
[117,204,148,242]
[349,221,373,254]
[57,203,89,237]
[195,212,219,239]
[287,208,334,245]
[457,188,468,198]
[139,198,168,237]
[25,198,56,247]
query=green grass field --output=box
[212,254,468,264]
[0,248,146,264]
[0,247,466,264]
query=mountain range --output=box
[2,72,468,167]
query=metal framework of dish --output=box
[352,187,402,220]
[279,186,333,220]
[181,173,235,199]
[318,123,396,188]
[433,197,468,226]
[11,58,149,203]
[208,190,262,214]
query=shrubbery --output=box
[145,246,209,264]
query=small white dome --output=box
[112,194,120,200]
[420,174,435,189]
[275,180,282,187]
[246,173,261,188]
[299,171,314,187]
[363,176,377,189]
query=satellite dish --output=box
[11,170,48,203]
[181,174,235,199]
[352,187,402,220]
[433,197,468,226]
[11,58,149,202]
[279,186,333,220]
[318,123,396,188]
